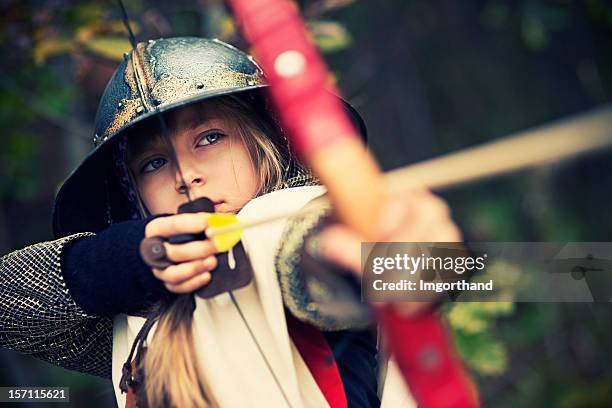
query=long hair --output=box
[125,93,313,407]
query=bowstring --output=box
[117,0,137,48]
[229,292,293,407]
[117,0,192,202]
[155,110,193,201]
[115,2,292,406]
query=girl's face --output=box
[128,104,260,215]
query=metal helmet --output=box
[52,37,366,238]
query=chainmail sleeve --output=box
[0,234,113,378]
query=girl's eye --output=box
[141,157,167,173]
[197,132,225,146]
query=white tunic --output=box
[110,186,414,407]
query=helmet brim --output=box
[52,87,367,238]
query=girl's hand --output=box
[145,213,218,294]
[318,189,461,316]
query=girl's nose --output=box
[175,169,205,195]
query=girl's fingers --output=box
[380,191,454,242]
[145,213,210,238]
[316,189,461,318]
[164,271,213,294]
[318,189,460,276]
[153,256,218,285]
[164,240,217,263]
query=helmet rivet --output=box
[152,98,161,106]
[274,50,306,78]
[196,82,204,90]
[136,106,145,114]
[117,102,123,109]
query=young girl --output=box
[1,37,463,407]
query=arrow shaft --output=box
[384,105,612,192]
[206,200,328,238]
[207,105,612,238]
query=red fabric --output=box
[378,307,480,408]
[286,313,348,408]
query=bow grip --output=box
[139,197,213,269]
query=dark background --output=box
[1,0,611,406]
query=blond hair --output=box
[126,93,299,407]
[207,94,287,196]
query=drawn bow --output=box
[227,0,478,407]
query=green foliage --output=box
[26,1,141,64]
[454,329,509,376]
[445,302,514,376]
[448,301,514,335]
[0,85,42,200]
[559,379,612,408]
[463,194,523,240]
[83,36,132,61]
[37,69,78,115]
[537,207,584,241]
[309,20,353,53]
[0,131,41,200]
[500,304,559,348]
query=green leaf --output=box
[84,36,133,61]
[446,301,515,334]
[32,37,74,65]
[309,20,353,53]
[454,331,508,376]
